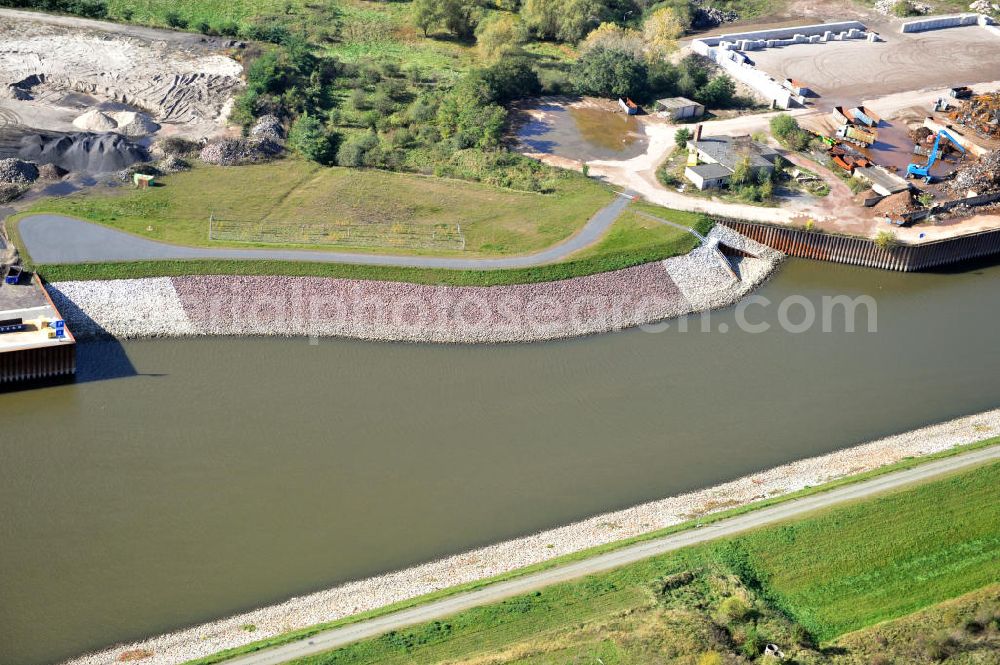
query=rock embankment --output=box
[61,408,1000,665]
[49,227,783,343]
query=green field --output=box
[278,461,1000,664]
[28,162,614,257]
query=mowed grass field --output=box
[278,461,1000,664]
[31,162,614,257]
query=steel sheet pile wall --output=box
[0,343,76,384]
[719,219,1000,271]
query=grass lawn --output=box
[28,161,614,257]
[105,0,321,30]
[571,201,705,260]
[280,461,1000,664]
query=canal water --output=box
[3,258,1000,664]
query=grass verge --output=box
[183,436,1000,665]
[277,457,1000,663]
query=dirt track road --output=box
[227,444,1000,665]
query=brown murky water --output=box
[3,259,1000,664]
[517,102,648,161]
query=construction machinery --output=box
[906,129,965,183]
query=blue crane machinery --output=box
[906,129,966,183]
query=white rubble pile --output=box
[199,137,282,166]
[0,157,39,184]
[249,114,284,143]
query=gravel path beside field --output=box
[48,227,783,343]
[61,408,1000,665]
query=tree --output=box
[475,13,526,61]
[521,0,603,43]
[287,113,336,164]
[643,6,685,57]
[674,127,692,149]
[580,23,644,60]
[437,75,508,149]
[412,0,440,37]
[874,229,898,249]
[697,75,735,108]
[676,54,710,98]
[571,46,648,98]
[481,58,541,103]
[770,113,810,150]
[730,154,752,187]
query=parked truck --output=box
[836,124,876,146]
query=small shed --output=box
[655,97,705,121]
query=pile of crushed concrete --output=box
[200,116,285,166]
[200,137,282,166]
[73,109,160,137]
[19,133,147,173]
[0,157,39,184]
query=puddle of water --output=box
[567,106,644,153]
[41,180,80,196]
[516,101,649,162]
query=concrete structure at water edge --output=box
[684,134,780,190]
[691,21,876,109]
[0,270,75,385]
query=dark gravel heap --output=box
[19,132,148,174]
[37,163,68,180]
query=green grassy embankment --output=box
[26,162,614,257]
[16,163,708,284]
[280,459,1000,664]
[183,437,1000,665]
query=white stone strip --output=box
[48,277,197,338]
[62,409,1000,665]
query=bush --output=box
[719,596,751,621]
[164,10,188,29]
[893,0,921,17]
[336,132,381,167]
[770,113,810,150]
[287,113,337,165]
[674,128,693,149]
[740,626,767,658]
[697,75,735,108]
[874,230,898,249]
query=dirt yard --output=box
[0,9,244,149]
[750,23,1000,106]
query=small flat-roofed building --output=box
[655,97,705,121]
[684,163,733,190]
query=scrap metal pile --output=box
[950,149,1000,194]
[948,92,1000,141]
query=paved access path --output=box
[227,444,1000,665]
[17,192,649,269]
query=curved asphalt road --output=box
[18,192,647,268]
[225,444,1000,665]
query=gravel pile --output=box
[151,137,200,158]
[874,0,931,13]
[250,114,284,142]
[692,3,739,28]
[116,164,161,183]
[0,157,39,184]
[20,133,148,174]
[72,109,118,132]
[156,155,190,173]
[199,137,282,166]
[0,182,26,203]
[60,406,1000,665]
[111,111,160,137]
[37,163,68,180]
